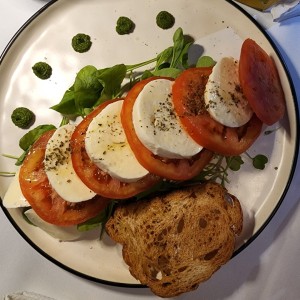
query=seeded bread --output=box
[105,182,243,298]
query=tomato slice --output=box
[70,99,161,199]
[121,77,214,181]
[239,38,286,126]
[172,67,263,156]
[19,130,109,226]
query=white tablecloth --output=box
[0,1,299,299]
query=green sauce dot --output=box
[156,11,175,30]
[11,107,35,129]
[72,33,92,53]
[32,62,52,80]
[116,17,135,35]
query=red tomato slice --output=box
[172,67,263,156]
[239,38,286,126]
[121,77,214,181]
[70,99,161,199]
[19,130,109,226]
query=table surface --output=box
[0,1,299,299]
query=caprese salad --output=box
[3,30,286,237]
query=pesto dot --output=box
[32,62,52,80]
[72,33,92,53]
[116,16,135,35]
[156,11,175,30]
[11,107,35,129]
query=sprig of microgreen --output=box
[245,152,268,170]
[191,155,244,186]
[0,171,16,177]
[264,127,281,136]
[0,154,17,176]
[2,153,18,160]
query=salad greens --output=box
[1,26,269,238]
[246,152,268,170]
[50,28,196,120]
[196,55,216,68]
[77,201,116,238]
[16,124,56,166]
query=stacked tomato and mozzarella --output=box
[3,38,286,230]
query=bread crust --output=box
[105,182,243,298]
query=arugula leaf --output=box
[77,201,116,239]
[73,65,103,116]
[19,124,56,151]
[169,28,193,70]
[150,67,182,78]
[196,55,216,68]
[50,27,200,121]
[155,46,173,71]
[170,27,185,68]
[50,87,76,115]
[77,213,104,232]
[51,66,102,118]
[95,64,127,105]
[16,124,56,166]
[22,208,36,226]
[178,42,193,69]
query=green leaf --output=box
[178,42,193,69]
[227,156,244,171]
[16,124,56,166]
[139,70,153,80]
[170,27,186,68]
[50,87,76,115]
[95,64,127,105]
[22,208,36,226]
[252,154,268,170]
[196,56,216,68]
[77,213,105,232]
[15,150,28,166]
[77,201,116,239]
[155,46,173,71]
[19,124,56,151]
[74,65,103,115]
[151,67,182,78]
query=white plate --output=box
[0,0,298,286]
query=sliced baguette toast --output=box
[105,182,243,298]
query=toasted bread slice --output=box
[105,182,243,298]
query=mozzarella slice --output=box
[24,209,81,241]
[204,57,253,127]
[44,124,96,202]
[85,100,148,183]
[3,169,29,208]
[132,79,202,159]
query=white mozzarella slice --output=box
[24,209,81,241]
[3,169,29,208]
[204,57,253,127]
[85,100,148,183]
[132,79,202,159]
[44,124,96,202]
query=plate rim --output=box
[0,0,299,287]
